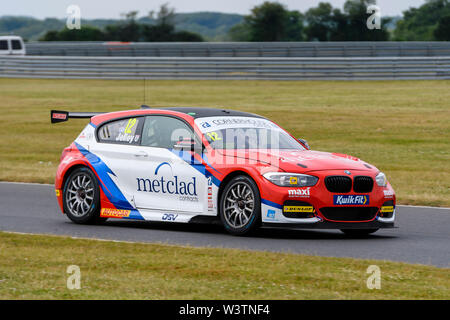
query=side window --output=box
[0,41,8,51]
[11,40,22,50]
[98,117,142,145]
[141,116,196,149]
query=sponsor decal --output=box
[55,189,61,197]
[334,195,369,205]
[52,113,67,120]
[289,177,298,185]
[100,208,131,218]
[266,209,276,219]
[78,131,93,140]
[136,162,198,199]
[162,213,178,221]
[383,190,394,198]
[283,206,314,213]
[195,116,281,133]
[179,195,199,202]
[288,187,311,198]
[207,186,213,210]
[380,206,394,213]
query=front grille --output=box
[325,176,352,193]
[353,176,374,193]
[320,207,378,221]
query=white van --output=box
[0,36,26,56]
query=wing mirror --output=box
[298,138,310,150]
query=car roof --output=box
[156,107,265,119]
[90,107,265,127]
[0,36,23,40]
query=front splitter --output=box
[262,220,395,230]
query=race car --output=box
[52,106,396,236]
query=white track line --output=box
[0,181,53,186]
[1,231,193,248]
[1,181,449,210]
[397,205,450,210]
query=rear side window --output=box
[0,40,8,50]
[11,40,22,50]
[98,117,143,145]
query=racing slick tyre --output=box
[219,175,261,236]
[63,167,105,224]
[340,228,379,237]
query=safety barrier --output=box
[1,55,449,80]
[25,41,450,58]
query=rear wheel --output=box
[63,167,105,224]
[219,175,261,236]
[340,228,379,237]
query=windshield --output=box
[195,116,305,150]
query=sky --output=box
[2,0,426,19]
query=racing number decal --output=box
[206,132,221,141]
[124,118,137,134]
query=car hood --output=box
[218,149,375,173]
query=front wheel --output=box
[63,167,105,224]
[219,175,261,236]
[340,228,379,237]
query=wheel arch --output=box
[217,170,259,215]
[61,164,91,191]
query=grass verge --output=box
[0,232,448,299]
[0,79,449,206]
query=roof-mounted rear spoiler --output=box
[50,110,104,123]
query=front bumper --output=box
[259,169,396,227]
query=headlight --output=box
[375,172,387,187]
[263,172,318,187]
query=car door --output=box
[131,115,207,214]
[90,116,145,208]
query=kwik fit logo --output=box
[333,195,369,205]
[136,162,197,196]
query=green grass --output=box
[0,79,449,206]
[0,231,448,299]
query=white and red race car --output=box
[52,107,396,236]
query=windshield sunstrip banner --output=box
[195,116,282,133]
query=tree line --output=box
[41,0,450,42]
[229,0,450,41]
[41,4,204,42]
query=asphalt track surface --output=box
[0,182,449,268]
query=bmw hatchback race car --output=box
[52,107,396,236]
